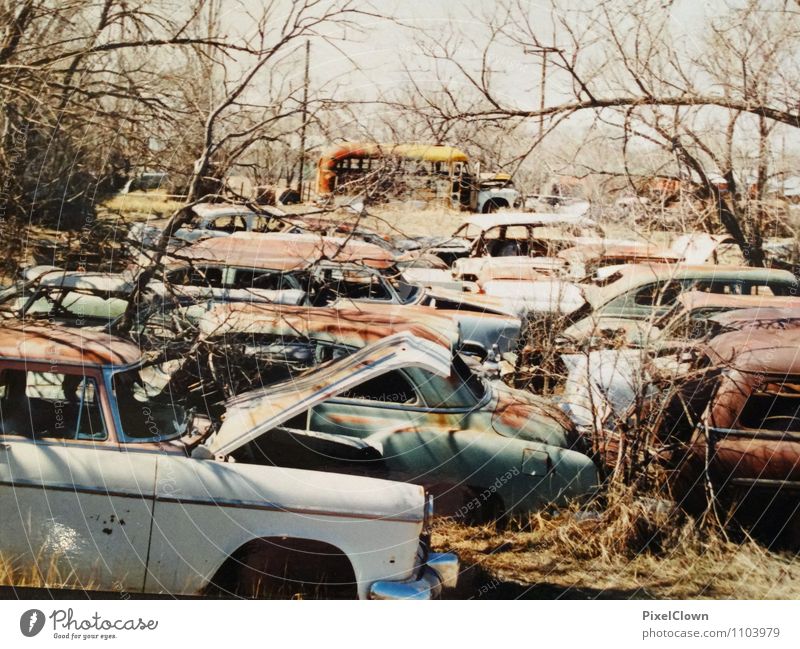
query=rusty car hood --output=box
[204,332,452,457]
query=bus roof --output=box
[319,142,469,164]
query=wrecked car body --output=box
[132,301,462,405]
[563,290,800,351]
[560,322,800,543]
[171,232,522,357]
[557,233,740,278]
[204,330,599,519]
[415,212,607,267]
[127,202,287,251]
[556,264,800,341]
[12,269,305,328]
[0,325,458,599]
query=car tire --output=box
[482,199,508,213]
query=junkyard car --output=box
[565,290,800,350]
[204,328,600,519]
[414,212,607,266]
[404,212,610,289]
[129,301,462,408]
[11,269,306,328]
[169,232,522,356]
[555,263,800,339]
[556,233,740,278]
[561,319,800,543]
[127,202,287,250]
[0,324,458,599]
[655,326,800,542]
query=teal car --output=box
[206,332,599,520]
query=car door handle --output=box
[0,442,10,450]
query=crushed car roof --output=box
[175,232,395,270]
[0,323,141,367]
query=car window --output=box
[317,268,391,301]
[0,369,107,440]
[111,368,189,441]
[339,370,418,404]
[633,281,682,307]
[736,379,800,432]
[746,283,775,296]
[662,311,715,341]
[168,265,224,288]
[691,280,739,294]
[207,215,247,233]
[232,267,280,290]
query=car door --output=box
[0,366,157,593]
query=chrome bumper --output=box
[369,552,459,600]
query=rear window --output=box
[736,379,800,432]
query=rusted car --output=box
[8,269,305,328]
[566,290,800,350]
[204,329,599,520]
[404,212,610,290]
[416,212,607,265]
[127,202,287,250]
[169,232,522,357]
[561,318,800,543]
[0,325,458,599]
[658,326,800,543]
[556,264,800,339]
[557,233,740,277]
[132,301,462,407]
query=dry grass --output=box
[433,487,800,599]
[102,190,183,220]
[357,203,465,237]
[0,553,95,592]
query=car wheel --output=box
[482,199,507,213]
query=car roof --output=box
[36,271,137,292]
[602,263,796,286]
[461,212,597,231]
[0,323,141,367]
[191,202,285,219]
[677,290,800,311]
[709,306,800,329]
[197,302,458,349]
[586,263,798,307]
[706,326,800,375]
[175,232,395,270]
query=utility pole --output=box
[297,39,310,201]
[523,45,563,139]
[524,45,563,195]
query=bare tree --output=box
[409,0,800,262]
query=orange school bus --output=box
[316,142,519,212]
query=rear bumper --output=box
[369,552,459,600]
